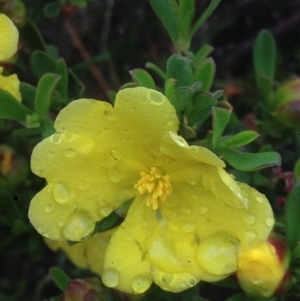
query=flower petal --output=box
[102,196,155,294]
[0,14,18,61]
[0,71,21,101]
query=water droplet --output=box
[245,214,256,225]
[100,206,112,217]
[53,183,71,204]
[256,195,265,203]
[199,205,207,214]
[104,110,116,121]
[245,230,257,241]
[63,132,74,142]
[44,204,53,212]
[186,177,196,186]
[181,223,195,232]
[63,214,95,241]
[132,275,151,293]
[265,217,274,227]
[78,180,87,190]
[50,133,62,144]
[58,221,64,227]
[148,90,164,104]
[102,268,119,288]
[37,225,44,233]
[100,158,108,166]
[111,149,121,160]
[174,136,187,147]
[109,168,123,183]
[65,148,76,157]
[48,151,54,157]
[167,120,176,127]
[188,278,197,287]
[250,276,260,284]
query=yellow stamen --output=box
[134,167,172,210]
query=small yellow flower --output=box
[0,14,19,61]
[29,87,274,293]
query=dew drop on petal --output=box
[131,275,152,293]
[245,230,257,241]
[174,136,188,147]
[44,204,53,212]
[256,195,265,203]
[244,214,256,225]
[186,177,196,186]
[63,214,95,241]
[78,180,87,190]
[65,148,76,157]
[265,217,274,227]
[102,268,119,288]
[188,278,197,287]
[148,90,164,104]
[63,132,74,142]
[250,275,261,285]
[111,149,121,160]
[50,133,62,144]
[58,221,64,227]
[53,183,71,204]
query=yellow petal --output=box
[45,228,115,275]
[0,72,21,101]
[102,196,155,294]
[160,131,225,167]
[0,14,19,61]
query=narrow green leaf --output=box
[193,58,215,91]
[286,186,300,250]
[172,87,193,114]
[129,69,156,89]
[0,89,32,121]
[94,212,121,233]
[30,50,56,79]
[145,62,166,80]
[179,0,195,35]
[19,82,36,110]
[166,55,193,88]
[34,73,61,116]
[149,0,181,44]
[293,158,300,185]
[55,59,69,99]
[165,78,177,101]
[253,30,276,98]
[221,149,281,171]
[212,107,231,148]
[190,0,222,38]
[68,69,85,98]
[193,44,214,67]
[41,118,55,139]
[49,267,71,292]
[0,192,21,226]
[222,130,259,148]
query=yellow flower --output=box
[0,14,19,61]
[29,87,274,294]
[0,67,21,101]
[237,236,291,297]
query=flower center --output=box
[134,166,172,210]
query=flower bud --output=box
[59,278,105,301]
[272,78,300,128]
[237,234,291,297]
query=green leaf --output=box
[34,73,61,116]
[212,107,231,148]
[30,51,56,79]
[225,293,249,301]
[43,2,61,18]
[0,192,21,226]
[145,62,166,80]
[193,58,215,91]
[0,89,32,121]
[149,0,181,45]
[193,44,214,67]
[94,212,121,233]
[129,69,156,89]
[19,82,36,110]
[253,30,276,98]
[49,267,71,292]
[166,55,193,88]
[293,158,300,185]
[172,87,193,114]
[179,0,195,35]
[190,0,222,38]
[286,186,300,250]
[164,78,177,102]
[55,59,69,99]
[20,18,47,52]
[222,130,259,148]
[41,118,55,139]
[220,149,281,171]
